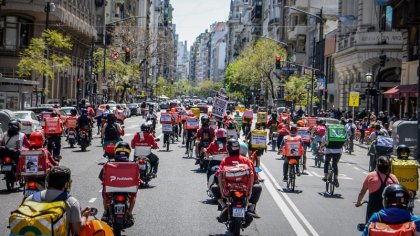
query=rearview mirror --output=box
[90,207,98,216]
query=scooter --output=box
[0,148,19,191]
[79,208,114,236]
[134,145,155,187]
[105,193,132,236]
[67,128,77,148]
[78,128,90,152]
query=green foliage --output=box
[196,80,223,98]
[174,79,194,96]
[17,30,73,83]
[225,38,287,100]
[285,74,319,106]
[155,77,175,98]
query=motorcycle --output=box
[134,145,154,187]
[162,124,173,151]
[197,141,211,171]
[103,142,117,160]
[78,129,90,152]
[105,193,132,236]
[271,132,279,151]
[0,147,20,191]
[67,128,77,148]
[206,154,229,199]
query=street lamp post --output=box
[305,83,311,114]
[365,73,373,112]
[42,1,55,104]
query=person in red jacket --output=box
[204,128,229,182]
[211,139,262,222]
[131,123,159,177]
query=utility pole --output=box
[310,37,316,116]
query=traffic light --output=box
[275,56,281,69]
[379,55,386,67]
[125,47,130,64]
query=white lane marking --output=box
[259,171,310,236]
[98,189,102,193]
[127,125,138,129]
[347,163,352,166]
[304,171,313,177]
[353,166,360,171]
[88,198,97,203]
[363,171,369,175]
[125,133,134,136]
[157,134,163,139]
[261,163,319,236]
[311,171,323,177]
[338,174,352,180]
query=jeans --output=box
[185,130,195,151]
[324,153,341,176]
[207,160,221,182]
[211,184,262,205]
[311,135,322,156]
[147,153,159,174]
[47,135,61,157]
[283,157,299,178]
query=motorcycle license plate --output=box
[140,164,147,170]
[68,135,75,138]
[2,165,12,172]
[24,189,37,198]
[114,204,125,214]
[232,207,245,218]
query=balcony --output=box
[337,31,403,52]
[287,25,306,41]
[290,0,309,10]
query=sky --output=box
[171,0,231,48]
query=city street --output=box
[0,113,418,236]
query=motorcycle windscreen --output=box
[103,162,140,193]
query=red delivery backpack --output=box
[102,162,140,193]
[220,164,254,197]
[19,150,48,178]
[368,221,416,236]
[282,136,304,157]
[44,117,62,135]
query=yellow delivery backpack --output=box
[191,107,200,118]
[257,112,267,124]
[391,159,419,192]
[251,129,267,149]
[9,192,68,236]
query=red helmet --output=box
[297,120,305,127]
[216,128,227,139]
[29,131,44,148]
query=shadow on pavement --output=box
[318,192,344,199]
[190,169,206,174]
[201,198,218,205]
[72,149,91,153]
[282,189,303,194]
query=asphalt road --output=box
[1,113,419,236]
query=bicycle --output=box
[186,131,196,158]
[286,157,299,191]
[314,142,323,168]
[325,154,339,195]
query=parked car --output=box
[14,111,41,135]
[127,103,140,116]
[118,104,131,118]
[60,107,80,116]
[25,107,54,121]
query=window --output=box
[0,16,32,51]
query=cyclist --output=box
[319,124,345,188]
[311,118,326,158]
[204,128,228,182]
[345,119,356,152]
[280,125,304,182]
[195,115,215,163]
[362,184,420,236]
[355,156,399,223]
[266,113,278,146]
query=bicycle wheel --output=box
[325,164,332,193]
[329,171,335,195]
[288,165,296,191]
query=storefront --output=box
[0,77,38,111]
[384,84,418,116]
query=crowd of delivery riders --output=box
[1,101,420,235]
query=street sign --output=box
[349,91,360,107]
[111,51,120,60]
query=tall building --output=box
[0,0,99,109]
[334,0,403,114]
[177,40,189,80]
[210,22,228,82]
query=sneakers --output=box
[217,206,228,223]
[101,212,108,222]
[247,209,261,219]
[296,171,301,177]
[185,150,188,155]
[194,159,200,165]
[283,176,288,182]
[322,176,327,182]
[334,179,339,188]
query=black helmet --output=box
[383,184,410,209]
[107,113,116,123]
[271,113,278,120]
[51,110,59,117]
[316,118,324,125]
[8,119,21,132]
[201,115,210,126]
[290,124,297,133]
[141,123,150,132]
[114,141,131,162]
[227,138,240,155]
[375,124,381,130]
[106,105,110,110]
[396,144,410,159]
[71,108,77,116]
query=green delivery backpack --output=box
[326,124,346,149]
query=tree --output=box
[196,80,223,98]
[285,74,319,108]
[17,30,72,95]
[225,39,287,102]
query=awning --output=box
[383,84,418,99]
